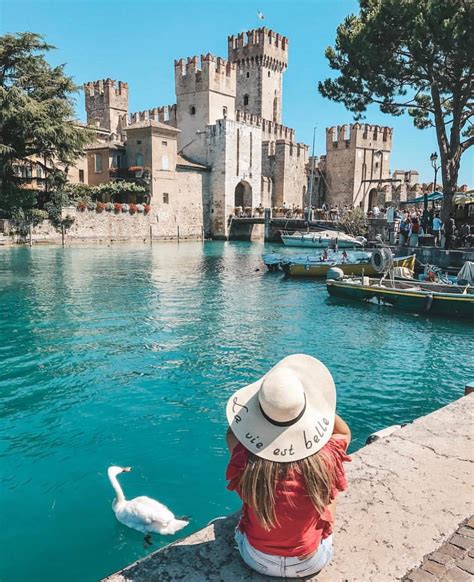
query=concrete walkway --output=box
[103,394,473,582]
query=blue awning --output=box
[400,191,444,205]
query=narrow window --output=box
[223,106,228,118]
[190,106,196,115]
[236,129,240,176]
[163,193,169,204]
[161,155,169,170]
[162,141,167,146]
[135,152,144,166]
[116,154,122,168]
[246,71,250,78]
[79,169,84,183]
[136,140,141,145]
[250,132,253,169]
[243,94,249,106]
[94,153,102,173]
[268,71,271,77]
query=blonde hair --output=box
[239,450,335,531]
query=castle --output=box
[81,28,309,238]
[76,27,418,240]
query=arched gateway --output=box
[234,181,252,208]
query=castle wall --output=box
[272,140,308,208]
[205,119,262,238]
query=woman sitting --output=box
[225,354,351,578]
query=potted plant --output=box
[105,202,114,212]
[87,201,96,211]
[144,204,151,214]
[121,203,129,213]
[129,203,138,215]
[136,204,145,213]
[114,203,123,213]
[96,202,106,213]
[77,201,86,212]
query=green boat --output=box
[326,277,474,319]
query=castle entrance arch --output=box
[368,188,378,211]
[234,181,252,209]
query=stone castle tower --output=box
[324,123,393,210]
[227,29,288,124]
[174,54,236,157]
[84,79,128,137]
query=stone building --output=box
[81,27,308,238]
[321,123,394,211]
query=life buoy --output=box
[371,248,393,273]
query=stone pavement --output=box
[103,393,473,582]
[402,516,474,582]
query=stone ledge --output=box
[103,394,474,582]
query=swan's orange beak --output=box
[122,467,132,472]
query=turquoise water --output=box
[1,242,472,582]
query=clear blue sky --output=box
[2,0,472,186]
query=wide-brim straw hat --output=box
[226,354,336,462]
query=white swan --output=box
[107,466,189,537]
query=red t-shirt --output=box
[226,437,350,557]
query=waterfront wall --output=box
[102,393,473,582]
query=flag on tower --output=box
[257,11,265,20]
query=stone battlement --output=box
[228,28,288,71]
[234,111,296,142]
[174,54,236,95]
[327,123,393,150]
[122,105,177,126]
[84,78,128,97]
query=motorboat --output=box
[326,275,474,319]
[280,230,365,248]
[274,249,416,278]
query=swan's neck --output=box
[109,473,126,505]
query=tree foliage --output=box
[0,32,92,217]
[337,207,368,237]
[319,0,474,219]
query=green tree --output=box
[319,0,474,220]
[0,32,92,218]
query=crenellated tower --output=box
[84,79,128,137]
[324,123,393,210]
[174,54,236,155]
[228,28,288,124]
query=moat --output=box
[1,242,472,582]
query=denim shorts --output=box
[234,529,333,578]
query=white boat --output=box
[280,230,364,248]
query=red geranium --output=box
[129,203,138,215]
[96,202,106,213]
[77,202,86,211]
[144,204,151,214]
[114,203,123,213]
